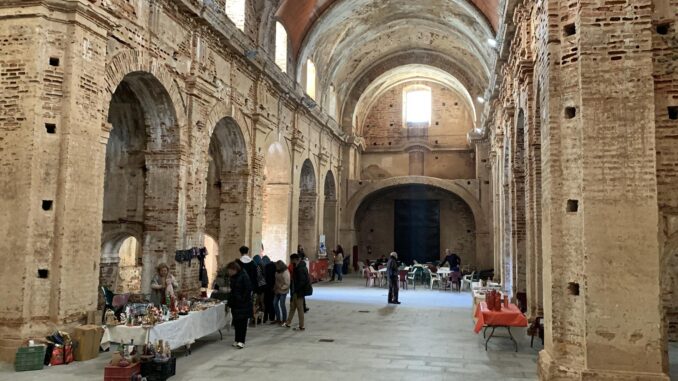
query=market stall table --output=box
[474,302,528,352]
[101,303,228,354]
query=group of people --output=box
[225,246,313,349]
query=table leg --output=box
[507,326,518,352]
[185,343,192,356]
[484,326,496,351]
[483,326,489,339]
[219,329,223,341]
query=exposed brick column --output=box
[218,171,252,265]
[538,0,668,378]
[141,153,187,293]
[0,3,111,361]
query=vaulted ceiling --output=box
[276,0,500,57]
[275,0,499,134]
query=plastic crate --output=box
[14,345,46,372]
[141,357,176,381]
[104,362,140,381]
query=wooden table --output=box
[474,302,528,351]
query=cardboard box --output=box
[72,325,104,361]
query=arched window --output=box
[306,59,317,100]
[403,85,432,127]
[275,22,288,72]
[225,0,246,31]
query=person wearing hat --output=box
[386,252,401,304]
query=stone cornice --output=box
[0,0,117,34]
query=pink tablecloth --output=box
[474,302,528,333]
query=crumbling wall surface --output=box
[490,0,672,379]
[654,0,678,343]
[0,0,344,363]
[360,81,476,180]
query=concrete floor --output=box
[3,275,633,381]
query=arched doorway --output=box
[261,142,291,261]
[205,117,248,266]
[101,71,180,294]
[354,184,477,266]
[323,171,338,253]
[99,235,141,294]
[298,159,318,256]
[204,234,219,291]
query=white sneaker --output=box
[232,342,238,348]
[236,342,245,349]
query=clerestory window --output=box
[275,22,288,72]
[225,0,246,31]
[403,86,432,127]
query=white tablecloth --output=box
[101,304,228,350]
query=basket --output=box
[141,357,176,380]
[104,362,140,381]
[14,345,46,372]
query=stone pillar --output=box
[538,0,668,378]
[219,171,251,265]
[141,153,186,294]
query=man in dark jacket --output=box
[440,249,461,272]
[283,253,312,331]
[387,252,401,304]
[226,261,252,349]
[236,246,257,287]
[263,256,277,323]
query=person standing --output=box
[150,263,178,306]
[237,246,257,286]
[226,261,252,349]
[273,260,290,324]
[387,252,401,304]
[263,256,277,323]
[440,249,461,271]
[283,254,312,331]
[331,249,343,282]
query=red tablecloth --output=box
[309,259,328,283]
[474,302,528,333]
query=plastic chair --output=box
[460,271,477,291]
[398,270,408,290]
[427,269,442,289]
[406,269,417,290]
[365,266,378,287]
[449,271,462,292]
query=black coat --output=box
[228,270,253,320]
[264,262,277,292]
[237,259,257,290]
[291,261,312,297]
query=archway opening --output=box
[205,117,248,266]
[298,159,317,256]
[323,171,337,254]
[262,141,291,262]
[204,234,219,292]
[101,71,178,295]
[99,235,141,295]
[354,184,476,267]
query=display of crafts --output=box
[105,298,222,328]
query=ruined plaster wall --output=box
[360,81,475,180]
[653,0,678,342]
[356,186,476,266]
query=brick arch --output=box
[339,50,484,131]
[103,49,187,128]
[343,176,487,234]
[204,102,253,168]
